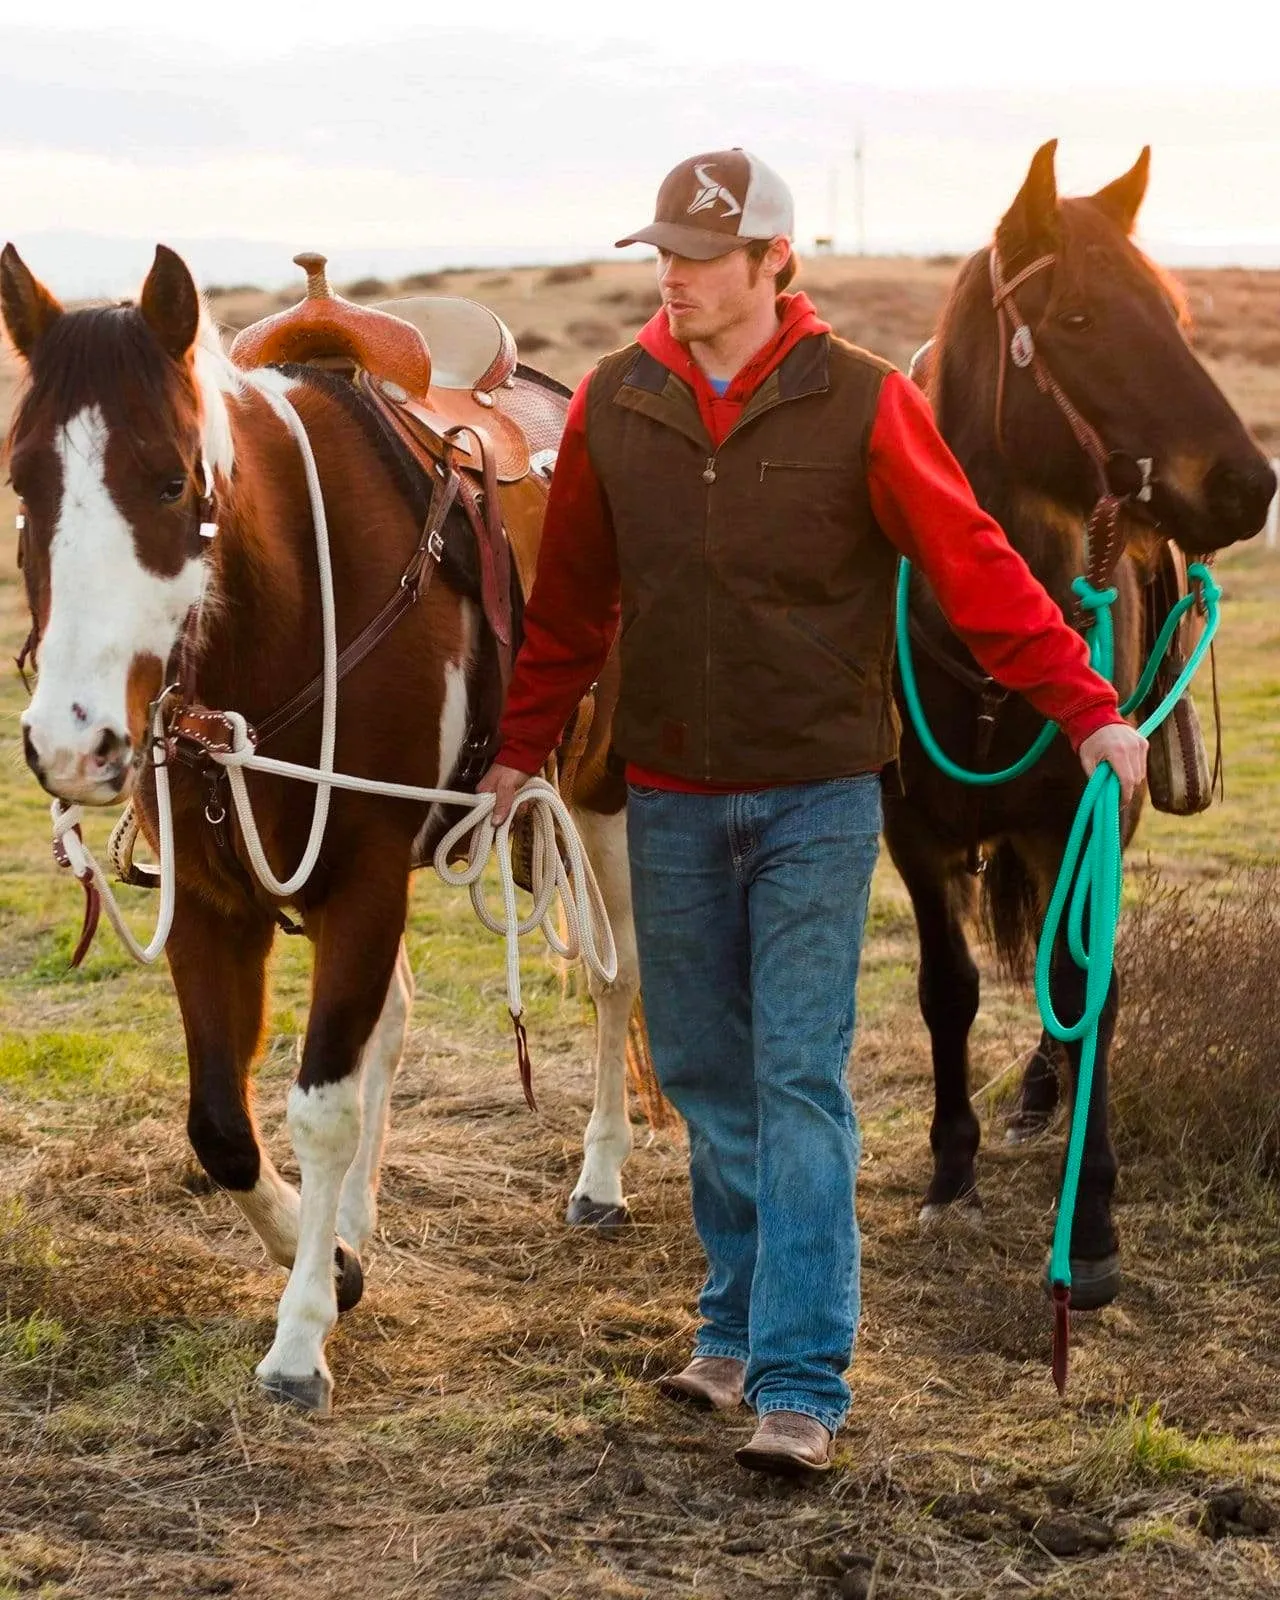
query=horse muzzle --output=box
[1151,453,1276,555]
[1204,458,1276,544]
[22,718,137,807]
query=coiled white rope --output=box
[47,375,618,1013]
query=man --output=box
[479,148,1146,1478]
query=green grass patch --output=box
[0,1029,127,1094]
[0,1310,66,1370]
[1068,1401,1256,1495]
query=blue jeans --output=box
[626,775,881,1435]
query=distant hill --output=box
[3,253,1278,449]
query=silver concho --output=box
[1010,325,1036,369]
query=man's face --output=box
[657,244,776,343]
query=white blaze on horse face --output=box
[21,405,207,805]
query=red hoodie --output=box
[496,293,1121,787]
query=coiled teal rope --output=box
[897,557,1222,1378]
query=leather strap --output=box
[253,464,459,748]
[172,705,257,757]
[989,247,1140,617]
[357,371,515,649]
[452,429,512,650]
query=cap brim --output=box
[614,221,750,260]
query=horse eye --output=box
[1058,311,1093,333]
[158,477,188,504]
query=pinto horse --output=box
[887,143,1273,1304]
[0,243,638,1411]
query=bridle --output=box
[989,245,1157,607]
[908,245,1175,875]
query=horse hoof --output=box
[1044,1253,1121,1311]
[919,1193,983,1232]
[1004,1110,1055,1146]
[566,1195,631,1230]
[259,1370,332,1415]
[334,1244,365,1315]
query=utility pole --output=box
[853,124,866,256]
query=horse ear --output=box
[997,140,1061,259]
[1090,146,1151,235]
[139,244,201,361]
[0,244,64,361]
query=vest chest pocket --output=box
[756,459,855,527]
[749,459,859,594]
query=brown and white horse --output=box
[1,242,638,1410]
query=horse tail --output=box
[980,840,1041,983]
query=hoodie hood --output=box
[633,292,831,446]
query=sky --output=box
[4,3,1280,296]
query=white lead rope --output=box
[47,374,618,1015]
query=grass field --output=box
[2,258,1280,1599]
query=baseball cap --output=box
[616,148,794,260]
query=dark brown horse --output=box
[887,143,1274,1304]
[1,243,539,1411]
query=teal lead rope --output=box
[896,558,1222,1391]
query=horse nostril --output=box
[90,726,131,769]
[1207,460,1277,535]
[21,725,42,777]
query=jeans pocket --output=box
[627,783,664,801]
[822,773,884,832]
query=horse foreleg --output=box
[567,805,639,1228]
[336,937,414,1257]
[256,864,409,1414]
[168,889,302,1268]
[884,812,983,1225]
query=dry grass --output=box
[1113,870,1280,1177]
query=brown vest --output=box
[585,332,901,784]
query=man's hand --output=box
[477,762,536,826]
[1078,723,1148,808]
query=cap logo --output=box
[687,162,742,220]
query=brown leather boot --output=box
[656,1355,745,1411]
[735,1410,834,1477]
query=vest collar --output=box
[614,335,831,450]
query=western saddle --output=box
[229,253,567,646]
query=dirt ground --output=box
[4,950,1279,1600]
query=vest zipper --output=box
[703,455,716,775]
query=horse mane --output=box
[8,304,202,477]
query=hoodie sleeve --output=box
[868,371,1122,750]
[495,375,621,774]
